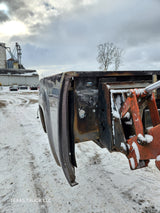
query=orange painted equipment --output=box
[120,89,160,170]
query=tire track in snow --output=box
[1,91,160,213]
[0,92,42,213]
[0,91,38,108]
[9,93,49,213]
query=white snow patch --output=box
[127,144,130,150]
[121,142,127,151]
[110,91,125,143]
[134,88,145,96]
[132,142,140,163]
[129,135,136,139]
[145,134,153,143]
[156,155,160,162]
[146,126,153,131]
[124,112,130,120]
[125,120,133,125]
[110,89,129,94]
[110,92,115,141]
[137,134,146,143]
[115,95,122,112]
[138,134,153,144]
[112,110,120,119]
[129,157,135,169]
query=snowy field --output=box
[0,87,160,213]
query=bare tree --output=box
[97,42,123,71]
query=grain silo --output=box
[0,42,39,86]
[0,43,6,69]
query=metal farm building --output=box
[0,69,39,86]
[0,42,39,86]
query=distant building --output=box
[7,58,19,69]
[0,68,39,86]
[0,42,39,86]
[0,43,7,69]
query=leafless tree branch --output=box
[97,42,123,71]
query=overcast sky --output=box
[0,0,160,76]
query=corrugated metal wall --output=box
[0,75,39,86]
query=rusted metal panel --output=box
[39,71,160,186]
[147,94,160,126]
[59,77,77,186]
[98,82,113,151]
[64,70,160,79]
[110,90,127,152]
[121,90,144,136]
[120,88,160,170]
[73,77,99,142]
[39,73,77,186]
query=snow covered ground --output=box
[0,88,160,213]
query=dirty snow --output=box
[1,88,160,213]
